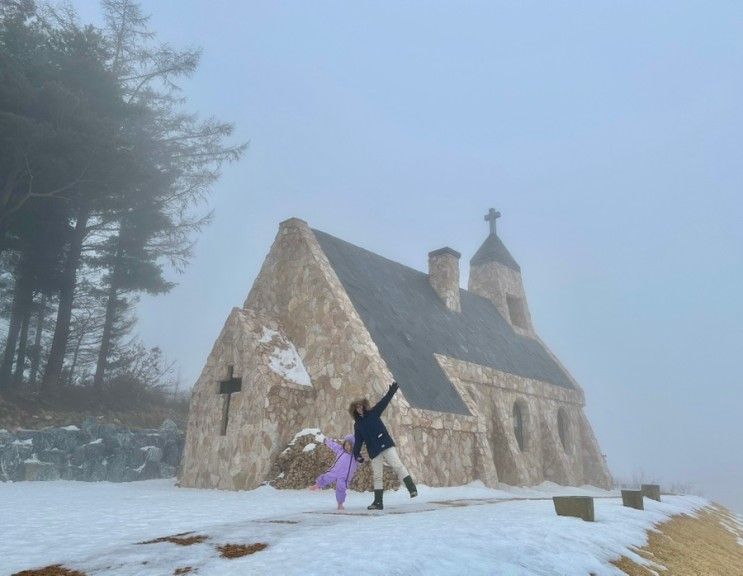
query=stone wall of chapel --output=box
[239,219,494,488]
[182,214,399,490]
[180,308,317,490]
[236,219,485,488]
[181,218,610,491]
[393,401,495,487]
[242,218,396,438]
[180,307,246,489]
[435,355,612,489]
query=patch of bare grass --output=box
[612,506,743,575]
[173,568,193,575]
[11,566,86,576]
[138,532,208,546]
[217,543,268,559]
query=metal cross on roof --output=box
[484,208,501,235]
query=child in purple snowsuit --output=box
[309,435,359,510]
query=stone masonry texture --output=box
[180,218,612,492]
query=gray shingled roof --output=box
[470,232,521,271]
[312,229,575,416]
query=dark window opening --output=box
[557,408,570,452]
[513,402,525,452]
[507,295,528,329]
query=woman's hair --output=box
[348,398,370,419]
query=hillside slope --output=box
[613,504,743,575]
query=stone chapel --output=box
[180,211,612,490]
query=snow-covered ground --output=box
[0,479,710,575]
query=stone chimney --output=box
[428,247,461,312]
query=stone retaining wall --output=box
[0,418,184,482]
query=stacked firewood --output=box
[269,430,400,491]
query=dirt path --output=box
[304,494,619,516]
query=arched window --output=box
[513,402,525,451]
[557,408,569,452]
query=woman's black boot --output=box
[403,475,417,498]
[367,489,384,510]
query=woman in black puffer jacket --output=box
[350,381,417,510]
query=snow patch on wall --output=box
[259,328,279,343]
[291,429,325,445]
[260,327,312,386]
[295,429,324,443]
[281,429,325,454]
[269,347,312,386]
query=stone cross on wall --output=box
[485,208,501,235]
[218,365,242,436]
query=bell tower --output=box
[468,209,535,336]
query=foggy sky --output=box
[75,1,743,511]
